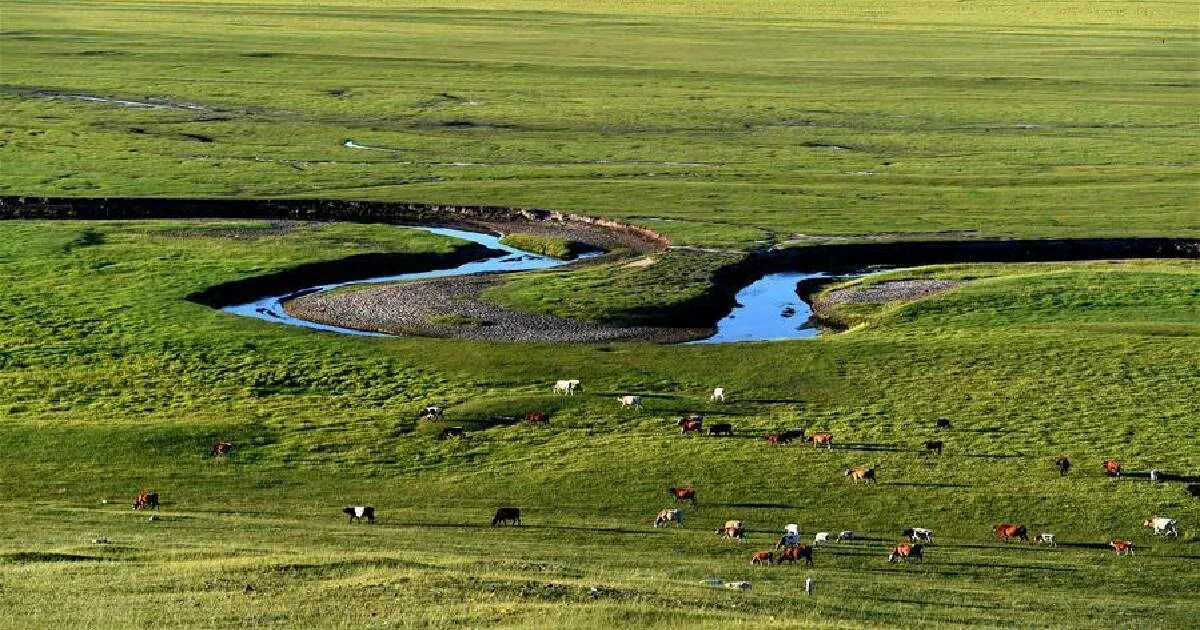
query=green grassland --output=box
[1,220,1198,628]
[2,0,1198,247]
[497,233,581,260]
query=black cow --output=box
[1055,456,1071,476]
[1187,484,1200,499]
[924,440,944,456]
[708,423,734,437]
[438,427,468,440]
[343,506,375,523]
[492,507,521,526]
[935,418,951,429]
[781,428,806,441]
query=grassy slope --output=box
[2,0,1198,247]
[1,221,1198,628]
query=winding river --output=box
[223,225,846,343]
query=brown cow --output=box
[677,416,703,435]
[750,551,774,565]
[133,491,159,511]
[211,441,233,457]
[1055,456,1071,476]
[765,433,791,445]
[777,545,814,566]
[811,433,833,449]
[1102,460,1122,477]
[523,411,549,425]
[1109,539,1134,556]
[888,543,923,562]
[845,467,877,484]
[669,487,697,504]
[993,523,1029,542]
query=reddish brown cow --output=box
[1102,459,1122,477]
[210,442,233,457]
[811,433,833,449]
[993,523,1029,542]
[133,491,159,511]
[750,551,774,565]
[844,467,877,484]
[765,433,791,445]
[523,411,550,425]
[677,416,703,435]
[1109,539,1134,556]
[669,487,697,504]
[777,545,814,566]
[888,543,923,562]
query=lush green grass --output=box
[1,220,1198,628]
[498,233,581,260]
[2,0,1198,247]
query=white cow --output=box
[813,532,831,544]
[1035,533,1057,546]
[777,523,801,547]
[418,406,444,420]
[1143,517,1179,537]
[553,379,580,396]
[710,387,726,403]
[654,509,684,528]
[906,527,934,543]
[837,530,855,542]
[617,395,643,410]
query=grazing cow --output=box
[1035,533,1057,546]
[710,387,726,403]
[491,507,521,526]
[553,379,580,396]
[845,467,876,484]
[1102,459,1122,477]
[778,545,814,566]
[1109,539,1135,556]
[707,423,733,437]
[133,491,159,511]
[935,418,951,429]
[888,543,924,562]
[924,440,944,456]
[677,415,703,435]
[765,433,791,445]
[437,427,468,440]
[813,532,831,544]
[1187,483,1200,498]
[837,530,855,542]
[811,433,833,449]
[523,411,549,425]
[777,523,801,548]
[1055,456,1071,476]
[418,406,444,420]
[782,428,806,441]
[750,551,774,565]
[1143,517,1179,537]
[342,506,375,524]
[903,527,934,544]
[617,395,643,410]
[653,509,684,528]
[210,441,233,457]
[993,523,1029,542]
[669,487,697,504]
[718,520,745,541]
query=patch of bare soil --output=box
[815,280,963,307]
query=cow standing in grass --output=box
[343,506,375,523]
[845,467,876,484]
[492,507,521,526]
[888,543,923,562]
[778,545,814,566]
[553,380,580,396]
[993,523,1028,542]
[1055,456,1071,476]
[1102,459,1122,477]
[669,487,696,505]
[211,442,233,457]
[1110,540,1134,556]
[133,491,159,511]
[653,509,684,528]
[812,433,833,450]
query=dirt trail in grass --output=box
[284,275,702,343]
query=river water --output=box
[223,225,847,343]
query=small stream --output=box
[223,225,861,343]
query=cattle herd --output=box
[126,380,1191,574]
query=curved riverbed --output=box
[223,225,872,343]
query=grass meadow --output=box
[2,0,1199,627]
[0,220,1197,627]
[1,0,1197,247]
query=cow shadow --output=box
[958,452,1024,459]
[883,482,971,488]
[931,560,1077,573]
[739,398,807,405]
[1124,471,1200,483]
[711,502,797,510]
[835,442,906,452]
[957,427,1008,434]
